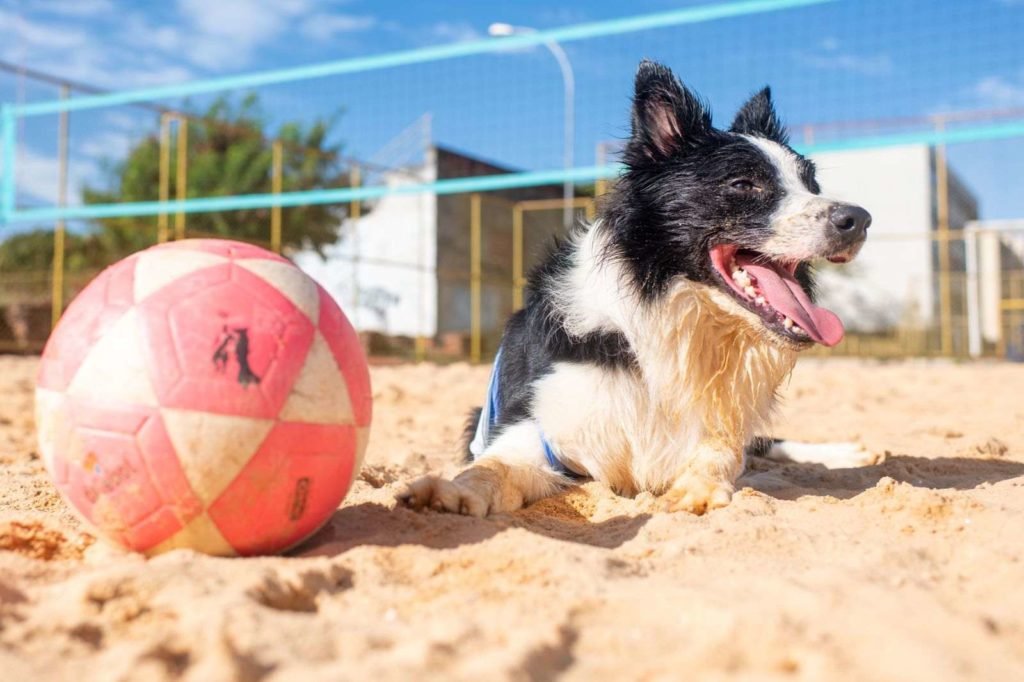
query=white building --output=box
[294,146,566,350]
[810,144,978,333]
[295,160,437,338]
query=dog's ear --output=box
[730,87,788,144]
[627,60,711,163]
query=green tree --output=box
[0,229,106,273]
[82,93,348,260]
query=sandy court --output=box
[2,354,1024,680]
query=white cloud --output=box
[84,111,155,157]
[0,9,89,51]
[429,21,483,44]
[77,129,144,162]
[17,146,99,206]
[796,38,893,76]
[175,0,312,69]
[972,75,1024,107]
[537,8,590,25]
[33,0,115,17]
[0,8,193,90]
[300,13,376,42]
[116,1,377,72]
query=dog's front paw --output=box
[395,475,491,517]
[660,474,734,515]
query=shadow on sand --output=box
[741,454,1024,501]
[296,455,1023,556]
[295,489,652,558]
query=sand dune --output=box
[2,355,1023,680]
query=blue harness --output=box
[468,349,577,477]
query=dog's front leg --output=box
[396,422,568,517]
[660,440,743,515]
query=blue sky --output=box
[1,0,1023,229]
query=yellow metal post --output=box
[470,193,482,363]
[174,116,188,240]
[157,113,171,243]
[934,117,953,356]
[51,85,69,330]
[512,205,524,311]
[350,165,361,326]
[595,142,607,197]
[270,140,283,253]
[584,198,596,222]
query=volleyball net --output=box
[1,0,1023,359]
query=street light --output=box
[488,22,576,230]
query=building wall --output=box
[433,146,565,351]
[295,145,566,344]
[294,161,437,337]
[810,145,937,331]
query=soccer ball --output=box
[35,239,371,556]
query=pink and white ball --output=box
[35,239,371,556]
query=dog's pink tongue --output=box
[740,259,845,347]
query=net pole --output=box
[934,117,953,356]
[271,140,283,253]
[595,142,607,198]
[350,165,361,328]
[174,116,188,240]
[0,106,13,222]
[157,113,171,243]
[512,204,524,311]
[470,193,482,363]
[51,85,69,330]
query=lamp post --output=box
[488,22,575,230]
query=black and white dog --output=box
[399,61,871,516]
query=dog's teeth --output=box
[755,296,766,307]
[783,317,794,329]
[744,286,756,297]
[793,325,806,335]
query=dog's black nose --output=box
[829,204,872,237]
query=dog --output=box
[398,60,871,517]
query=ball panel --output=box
[145,512,237,557]
[138,262,315,419]
[55,400,191,550]
[208,421,357,556]
[66,308,158,407]
[160,407,274,505]
[136,412,206,524]
[133,249,227,303]
[316,285,372,428]
[236,259,320,322]
[37,257,137,392]
[278,331,354,425]
[160,239,291,264]
[35,388,70,482]
[122,506,196,553]
[354,426,371,473]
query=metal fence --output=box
[1,0,1022,361]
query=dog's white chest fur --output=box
[534,224,797,494]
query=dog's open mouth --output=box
[709,245,844,347]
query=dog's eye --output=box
[729,179,758,193]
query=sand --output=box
[1,354,1024,681]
